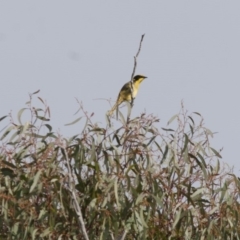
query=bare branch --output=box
[130,34,145,82]
[127,34,145,122]
[63,146,90,240]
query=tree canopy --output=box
[0,91,239,240]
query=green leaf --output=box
[193,112,201,116]
[195,153,208,180]
[29,170,42,193]
[139,207,148,228]
[198,144,208,156]
[36,116,50,121]
[167,114,178,125]
[209,206,219,215]
[1,168,15,177]
[82,118,89,133]
[1,125,15,140]
[9,129,20,142]
[181,134,189,154]
[188,153,199,163]
[25,133,45,139]
[17,108,27,125]
[189,123,194,136]
[89,198,97,209]
[154,141,162,153]
[38,209,47,220]
[40,228,51,237]
[20,121,29,135]
[38,96,44,104]
[188,116,195,125]
[135,210,148,228]
[44,124,52,132]
[114,178,119,207]
[214,159,220,173]
[65,117,82,126]
[210,147,222,158]
[203,127,214,138]
[32,228,38,239]
[173,209,182,229]
[118,109,126,125]
[113,133,121,146]
[1,160,16,169]
[196,152,207,168]
[90,128,105,133]
[136,193,145,205]
[190,188,206,200]
[32,89,40,95]
[0,115,7,122]
[12,222,19,235]
[161,128,174,132]
[161,144,168,164]
[147,136,156,146]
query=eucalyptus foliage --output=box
[0,92,239,240]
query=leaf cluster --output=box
[0,93,239,240]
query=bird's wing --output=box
[119,82,132,100]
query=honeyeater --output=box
[108,75,147,116]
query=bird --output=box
[108,75,147,116]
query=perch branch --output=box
[127,34,145,122]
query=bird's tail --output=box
[108,102,118,116]
[108,99,123,116]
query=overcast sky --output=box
[0,1,239,171]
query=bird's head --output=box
[133,75,147,83]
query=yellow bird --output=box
[108,75,147,116]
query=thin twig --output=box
[63,147,90,240]
[130,34,145,83]
[127,34,145,122]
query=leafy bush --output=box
[0,92,239,240]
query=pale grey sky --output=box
[0,1,240,170]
